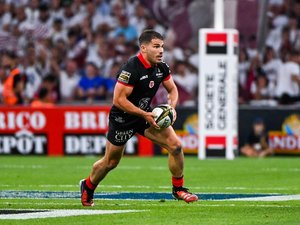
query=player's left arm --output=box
[163,76,178,122]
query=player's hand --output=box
[143,112,160,129]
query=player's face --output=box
[143,38,164,65]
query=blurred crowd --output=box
[0,0,199,106]
[3,0,300,107]
[239,0,300,105]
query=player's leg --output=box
[144,126,198,203]
[258,148,273,157]
[80,141,125,206]
[145,126,183,176]
[90,141,125,184]
[241,145,258,157]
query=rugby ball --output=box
[152,104,174,129]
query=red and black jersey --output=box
[111,53,171,116]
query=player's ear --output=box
[140,44,147,53]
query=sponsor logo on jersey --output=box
[156,72,163,78]
[156,68,163,77]
[118,70,131,83]
[138,98,150,110]
[114,129,134,143]
[140,75,148,80]
[149,81,154,88]
[115,116,125,123]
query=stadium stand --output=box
[0,0,300,106]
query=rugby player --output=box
[80,30,198,206]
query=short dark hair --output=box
[139,30,163,46]
[38,87,49,99]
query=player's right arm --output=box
[113,82,160,129]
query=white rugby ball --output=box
[152,104,174,129]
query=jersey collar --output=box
[137,52,151,69]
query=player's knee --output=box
[92,159,120,172]
[169,141,182,156]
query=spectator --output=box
[61,0,85,30]
[66,28,87,69]
[0,0,239,106]
[86,0,115,32]
[163,29,185,68]
[86,41,114,77]
[0,0,12,32]
[130,3,148,35]
[250,74,272,100]
[240,118,273,157]
[1,50,26,105]
[279,26,293,60]
[50,0,63,21]
[31,87,54,108]
[13,5,30,45]
[49,44,65,76]
[275,50,300,104]
[32,3,52,40]
[144,14,166,36]
[112,14,138,42]
[76,62,107,102]
[262,46,282,97]
[104,60,119,100]
[24,0,39,24]
[266,25,292,59]
[238,48,250,91]
[172,61,198,106]
[246,35,258,59]
[292,0,300,29]
[49,18,68,44]
[0,61,6,102]
[59,58,80,102]
[23,43,42,101]
[241,54,264,102]
[38,73,59,103]
[287,13,300,51]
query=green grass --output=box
[0,156,299,224]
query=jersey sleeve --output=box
[160,62,172,81]
[116,64,138,87]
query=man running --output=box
[80,30,198,206]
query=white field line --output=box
[1,164,299,172]
[228,194,300,201]
[0,202,131,206]
[0,165,46,169]
[0,202,299,209]
[202,204,300,208]
[0,184,298,192]
[0,209,144,220]
[0,165,167,170]
[262,168,300,172]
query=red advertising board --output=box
[0,106,153,156]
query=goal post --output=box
[198,0,239,160]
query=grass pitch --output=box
[0,156,299,224]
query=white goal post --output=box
[198,0,239,159]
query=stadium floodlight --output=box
[198,0,238,160]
